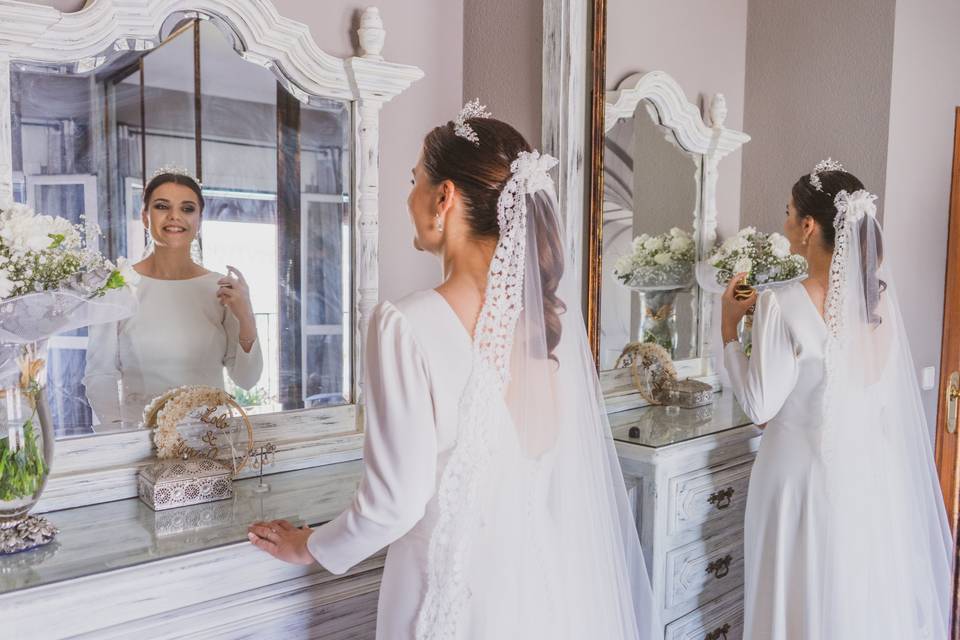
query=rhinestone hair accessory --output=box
[809,158,844,192]
[453,98,492,146]
[149,163,202,187]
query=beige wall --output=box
[883,0,960,429]
[462,0,543,146]
[740,0,897,231]
[273,0,464,303]
[606,0,749,240]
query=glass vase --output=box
[637,289,680,356]
[0,341,57,554]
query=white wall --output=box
[882,0,960,430]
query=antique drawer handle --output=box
[704,623,730,640]
[707,486,735,510]
[705,554,733,579]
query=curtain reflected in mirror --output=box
[9,15,352,438]
[600,99,700,370]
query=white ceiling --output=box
[18,0,88,12]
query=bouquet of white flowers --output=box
[612,227,696,291]
[698,227,807,294]
[0,201,138,301]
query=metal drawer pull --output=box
[707,486,735,510]
[704,623,730,640]
[705,554,733,579]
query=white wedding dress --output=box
[724,282,829,639]
[308,290,472,638]
[725,218,950,640]
[307,151,655,639]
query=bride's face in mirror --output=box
[142,183,202,251]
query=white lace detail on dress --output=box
[415,151,558,640]
[820,189,877,463]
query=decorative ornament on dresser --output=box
[615,342,713,409]
[0,201,136,554]
[138,385,255,511]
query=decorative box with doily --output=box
[137,385,256,512]
[138,458,233,511]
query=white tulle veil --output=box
[818,188,951,637]
[414,149,656,639]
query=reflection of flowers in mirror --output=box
[0,201,138,300]
[613,228,695,289]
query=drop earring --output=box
[435,213,444,232]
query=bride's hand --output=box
[248,519,314,565]
[217,266,254,321]
[721,273,757,338]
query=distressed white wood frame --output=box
[0,0,423,510]
[604,71,750,389]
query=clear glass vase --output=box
[637,289,679,356]
[0,341,56,553]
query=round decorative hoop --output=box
[142,385,255,476]
[614,341,678,405]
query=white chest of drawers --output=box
[613,392,761,640]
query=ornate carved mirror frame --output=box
[0,0,422,510]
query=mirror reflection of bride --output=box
[83,169,263,429]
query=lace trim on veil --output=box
[820,190,876,465]
[414,151,557,639]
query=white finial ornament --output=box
[809,158,844,192]
[150,163,202,187]
[454,98,492,146]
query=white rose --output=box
[733,257,753,274]
[654,252,673,266]
[738,226,757,238]
[669,227,684,238]
[115,257,141,288]
[769,233,791,258]
[643,237,663,252]
[669,237,691,253]
[0,269,13,299]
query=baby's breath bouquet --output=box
[700,227,807,293]
[0,201,137,552]
[612,228,696,291]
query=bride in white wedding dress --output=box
[722,161,951,639]
[248,104,656,639]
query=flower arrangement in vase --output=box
[0,201,137,554]
[612,228,696,355]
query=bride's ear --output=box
[436,179,457,216]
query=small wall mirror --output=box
[600,98,702,369]
[589,69,749,395]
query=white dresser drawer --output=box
[665,587,745,640]
[664,527,744,612]
[667,455,753,538]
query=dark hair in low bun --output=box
[421,118,566,360]
[792,169,886,324]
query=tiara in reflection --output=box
[149,163,202,188]
[809,158,844,192]
[454,98,492,146]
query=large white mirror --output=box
[0,1,421,442]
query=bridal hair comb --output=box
[809,158,844,192]
[150,163,202,188]
[454,98,492,146]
